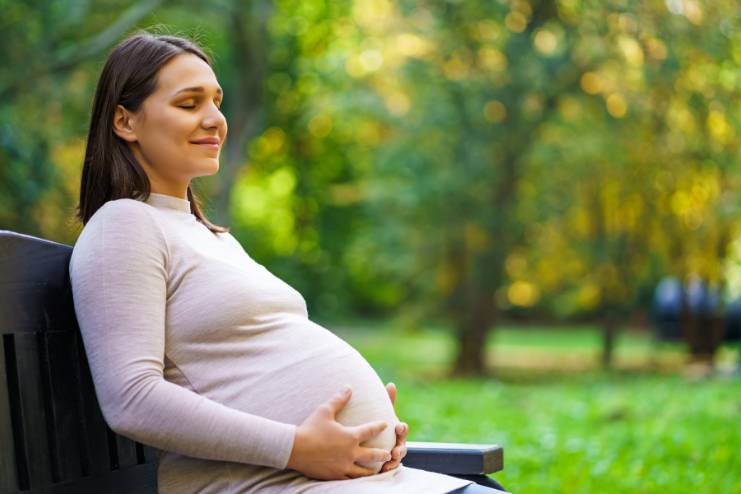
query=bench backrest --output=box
[0,230,157,494]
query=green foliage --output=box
[336,322,741,494]
[3,0,741,327]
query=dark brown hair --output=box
[75,31,229,234]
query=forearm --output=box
[99,373,295,469]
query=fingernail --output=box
[341,385,351,395]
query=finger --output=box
[390,445,404,460]
[356,447,392,465]
[386,382,397,405]
[396,444,407,460]
[346,463,378,479]
[393,434,402,448]
[323,386,352,418]
[381,459,401,472]
[395,421,408,439]
[353,420,388,442]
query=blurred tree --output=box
[202,0,274,227]
[353,0,584,375]
[0,0,164,239]
[3,0,740,372]
[338,0,740,372]
[519,0,740,367]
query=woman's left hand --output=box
[380,382,408,473]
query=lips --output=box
[191,137,220,144]
[191,137,220,150]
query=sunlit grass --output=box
[324,320,741,494]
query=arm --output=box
[69,200,295,469]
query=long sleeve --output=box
[68,200,296,469]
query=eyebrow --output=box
[173,86,223,96]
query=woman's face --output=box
[115,53,228,195]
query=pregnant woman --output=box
[69,32,505,494]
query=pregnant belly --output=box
[177,318,398,471]
[290,345,398,473]
[331,353,398,472]
[184,322,399,473]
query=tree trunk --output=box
[684,312,723,365]
[208,0,271,225]
[452,293,496,376]
[601,316,618,369]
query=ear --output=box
[112,104,138,142]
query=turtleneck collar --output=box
[143,192,192,214]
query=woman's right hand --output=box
[287,386,391,480]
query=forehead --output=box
[154,53,220,95]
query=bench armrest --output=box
[403,441,504,475]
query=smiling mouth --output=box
[191,142,220,150]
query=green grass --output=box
[327,321,741,494]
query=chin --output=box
[198,163,220,177]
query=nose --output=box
[201,102,227,135]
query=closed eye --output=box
[177,98,222,110]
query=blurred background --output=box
[2,0,740,492]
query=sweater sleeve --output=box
[68,200,296,469]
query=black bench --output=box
[1,230,505,493]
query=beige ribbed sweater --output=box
[68,193,471,493]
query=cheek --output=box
[139,115,192,156]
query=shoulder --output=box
[71,199,169,269]
[89,198,156,224]
[80,198,167,239]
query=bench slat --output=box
[46,331,85,482]
[75,329,115,477]
[141,443,159,463]
[0,335,19,492]
[50,462,157,494]
[15,332,54,488]
[114,434,139,470]
[405,441,504,475]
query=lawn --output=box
[327,321,741,494]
